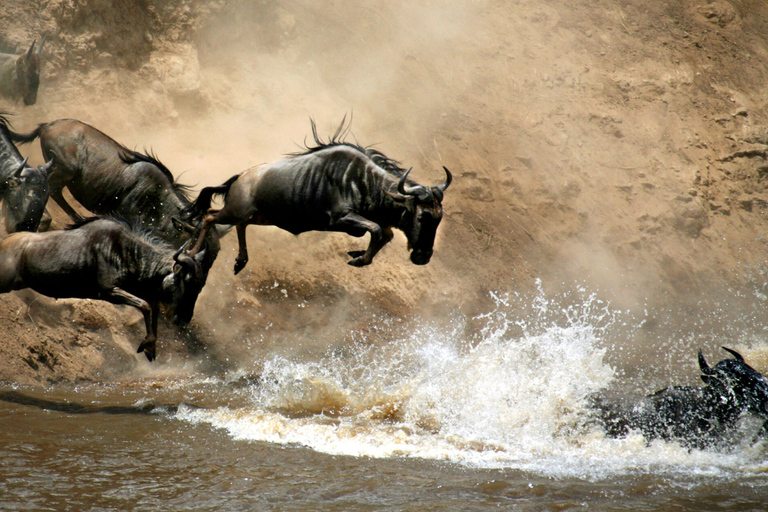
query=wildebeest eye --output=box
[6,178,21,190]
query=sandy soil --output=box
[2,0,768,385]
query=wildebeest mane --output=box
[0,111,17,142]
[296,118,411,179]
[0,111,12,130]
[119,149,194,203]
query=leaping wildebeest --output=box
[0,113,51,233]
[0,37,46,106]
[0,217,210,362]
[185,121,452,274]
[590,347,768,450]
[9,117,221,272]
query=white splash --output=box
[174,283,768,479]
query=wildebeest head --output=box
[385,166,452,265]
[15,37,45,106]
[162,243,207,325]
[1,156,52,232]
[699,347,768,419]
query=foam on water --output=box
[174,282,768,480]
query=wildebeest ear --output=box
[382,187,407,203]
[171,216,197,234]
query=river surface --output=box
[2,285,768,511]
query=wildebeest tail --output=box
[8,123,45,145]
[183,174,241,221]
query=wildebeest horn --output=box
[38,158,54,174]
[36,35,47,55]
[698,350,715,375]
[722,346,745,361]
[436,166,452,192]
[173,240,201,270]
[397,167,419,196]
[173,240,189,257]
[14,157,29,177]
[25,40,35,58]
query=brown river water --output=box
[3,287,768,511]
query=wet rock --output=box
[709,201,731,216]
[737,196,753,212]
[673,199,708,237]
[697,0,738,28]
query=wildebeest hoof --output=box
[347,250,365,259]
[234,258,247,275]
[347,255,370,267]
[137,341,156,362]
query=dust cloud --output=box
[2,0,768,384]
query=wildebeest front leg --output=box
[102,287,158,362]
[336,213,392,267]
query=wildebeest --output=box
[0,37,45,105]
[0,113,51,233]
[590,347,768,449]
[0,217,210,362]
[9,118,221,274]
[10,119,193,238]
[185,121,452,274]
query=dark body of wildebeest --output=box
[0,37,45,106]
[590,347,768,450]
[0,217,210,361]
[0,113,51,233]
[185,121,452,274]
[8,118,221,271]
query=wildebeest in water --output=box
[589,347,768,449]
[0,37,46,106]
[0,113,51,233]
[185,120,452,274]
[0,217,210,361]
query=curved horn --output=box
[173,241,189,262]
[36,35,47,55]
[397,167,419,196]
[14,157,29,177]
[38,157,54,174]
[437,166,452,192]
[722,346,745,361]
[173,241,202,272]
[699,349,715,375]
[25,40,36,58]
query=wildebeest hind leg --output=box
[37,208,52,232]
[103,287,157,362]
[50,188,84,223]
[234,223,249,274]
[188,209,221,256]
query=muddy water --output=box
[3,287,768,511]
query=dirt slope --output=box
[2,0,768,384]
